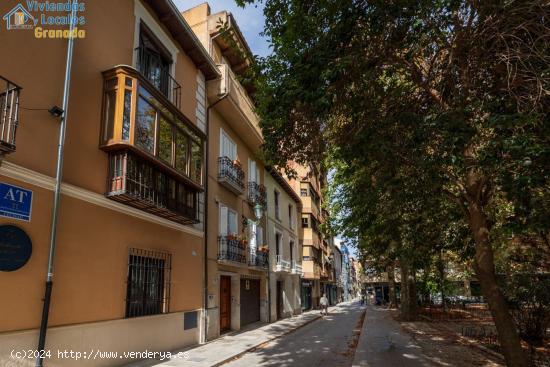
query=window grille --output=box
[125,248,171,318]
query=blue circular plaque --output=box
[0,225,32,271]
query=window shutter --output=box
[231,142,237,161]
[256,167,260,184]
[220,130,225,157]
[228,209,237,235]
[248,218,255,244]
[219,205,228,236]
[257,226,263,246]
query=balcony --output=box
[0,76,21,157]
[107,150,199,224]
[218,156,245,194]
[218,235,247,265]
[275,255,291,272]
[100,66,204,224]
[247,181,266,207]
[135,46,181,109]
[207,64,262,152]
[249,249,269,270]
[291,261,303,275]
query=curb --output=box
[213,314,322,366]
[213,313,323,366]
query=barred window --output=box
[125,248,171,318]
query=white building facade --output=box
[265,168,303,320]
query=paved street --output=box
[353,305,430,367]
[224,301,365,367]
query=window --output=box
[138,24,172,96]
[256,225,264,246]
[220,129,237,160]
[274,190,280,220]
[302,216,309,228]
[119,84,203,184]
[275,232,282,256]
[219,204,238,236]
[288,204,294,229]
[136,95,156,153]
[290,240,294,264]
[125,248,171,318]
[300,188,308,197]
[248,159,260,184]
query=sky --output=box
[174,0,271,57]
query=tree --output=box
[243,1,549,365]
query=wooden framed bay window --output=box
[100,66,204,224]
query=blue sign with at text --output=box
[0,183,33,222]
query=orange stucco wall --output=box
[0,0,205,333]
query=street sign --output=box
[0,182,33,222]
[0,225,32,271]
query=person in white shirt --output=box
[320,293,329,315]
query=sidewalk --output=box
[126,306,330,367]
[352,305,432,367]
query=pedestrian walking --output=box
[320,293,329,315]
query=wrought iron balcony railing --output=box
[106,150,199,224]
[218,156,245,194]
[218,235,247,264]
[135,46,181,109]
[249,249,269,269]
[291,261,302,275]
[0,76,21,156]
[247,181,267,207]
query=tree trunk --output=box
[399,259,417,320]
[408,270,418,319]
[466,192,529,367]
[400,261,409,319]
[387,262,397,308]
[438,251,446,311]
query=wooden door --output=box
[276,281,283,319]
[220,276,231,332]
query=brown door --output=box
[220,276,231,332]
[276,281,283,320]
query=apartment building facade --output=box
[182,4,269,340]
[264,168,302,321]
[283,162,325,310]
[0,0,219,364]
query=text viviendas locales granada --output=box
[28,1,86,39]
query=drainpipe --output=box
[203,84,228,343]
[36,4,77,367]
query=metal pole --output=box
[36,4,77,366]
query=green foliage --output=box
[242,0,549,357]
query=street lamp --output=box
[253,203,264,222]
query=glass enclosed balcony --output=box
[100,66,204,223]
[0,76,21,157]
